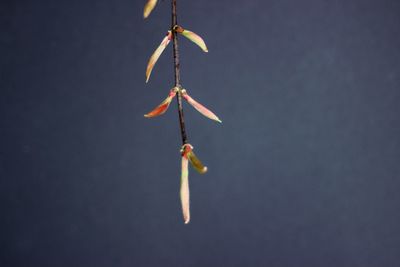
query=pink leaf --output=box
[145,31,172,83]
[179,144,208,224]
[143,0,157,19]
[144,88,177,118]
[180,144,191,224]
[181,89,222,123]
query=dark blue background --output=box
[1,0,400,266]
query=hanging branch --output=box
[171,0,187,145]
[143,0,221,224]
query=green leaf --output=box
[176,26,208,53]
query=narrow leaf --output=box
[145,31,172,83]
[180,145,191,224]
[178,27,208,53]
[187,151,208,174]
[181,89,222,123]
[143,0,157,19]
[144,88,177,118]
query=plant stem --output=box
[172,0,187,145]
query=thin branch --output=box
[172,0,188,145]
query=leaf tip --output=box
[143,0,157,19]
[200,166,208,174]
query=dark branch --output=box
[172,0,187,145]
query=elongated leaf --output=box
[180,145,191,224]
[181,89,222,123]
[144,88,177,118]
[177,27,208,53]
[146,31,172,83]
[143,0,157,18]
[187,151,208,174]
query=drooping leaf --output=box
[145,31,172,83]
[181,89,222,123]
[143,0,157,19]
[179,144,207,224]
[144,88,178,118]
[187,150,208,174]
[174,26,208,53]
[180,144,191,224]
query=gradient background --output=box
[2,0,400,266]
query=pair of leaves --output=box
[144,88,221,123]
[180,144,207,224]
[145,27,208,83]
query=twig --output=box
[171,0,188,145]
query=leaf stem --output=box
[172,0,187,145]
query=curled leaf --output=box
[180,144,191,224]
[174,26,208,52]
[181,89,222,123]
[181,144,208,174]
[187,150,208,174]
[144,88,178,118]
[143,0,157,19]
[146,31,172,83]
